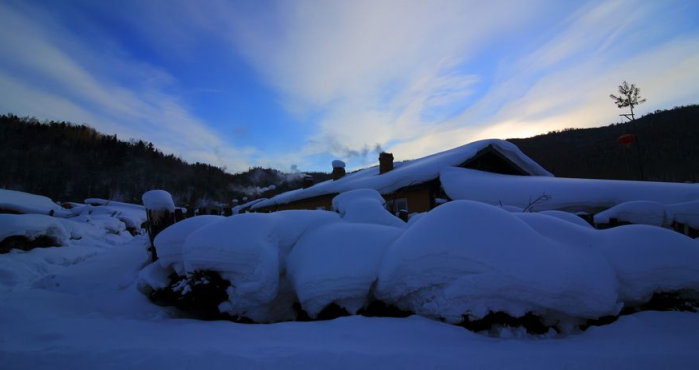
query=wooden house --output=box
[251,139,552,215]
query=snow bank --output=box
[593,200,699,229]
[0,214,70,246]
[154,215,224,275]
[594,226,699,303]
[288,223,402,317]
[594,201,667,226]
[0,188,67,216]
[441,167,699,213]
[82,199,147,231]
[141,190,175,212]
[376,201,619,323]
[182,211,340,322]
[332,189,405,228]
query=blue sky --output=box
[1,0,699,173]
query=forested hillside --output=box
[510,104,699,182]
[0,115,330,206]
[1,105,697,206]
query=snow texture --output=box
[0,214,70,245]
[375,201,619,324]
[288,222,402,317]
[594,201,667,226]
[141,190,175,212]
[332,189,406,228]
[253,139,551,210]
[182,211,340,322]
[0,188,68,216]
[332,160,346,168]
[83,198,148,230]
[154,215,224,275]
[593,200,699,228]
[441,166,699,213]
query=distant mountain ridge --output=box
[508,104,699,183]
[0,114,331,206]
[1,104,697,206]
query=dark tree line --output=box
[0,115,330,206]
[1,104,697,207]
[509,104,699,182]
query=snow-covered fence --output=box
[142,190,176,262]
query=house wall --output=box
[382,188,434,214]
[256,194,336,212]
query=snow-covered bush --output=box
[288,222,402,318]
[332,189,405,228]
[375,201,619,327]
[0,214,70,252]
[138,192,699,331]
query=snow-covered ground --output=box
[2,235,699,369]
[3,188,699,368]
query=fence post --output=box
[142,190,176,262]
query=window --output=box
[386,198,408,215]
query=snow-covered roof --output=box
[233,198,268,214]
[252,139,551,210]
[441,167,699,213]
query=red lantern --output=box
[617,134,635,148]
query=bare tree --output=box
[610,81,647,180]
[610,81,646,121]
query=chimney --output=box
[262,185,276,198]
[332,160,346,180]
[379,152,394,174]
[302,174,314,189]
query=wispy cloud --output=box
[0,1,256,172]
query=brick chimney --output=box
[379,152,394,174]
[332,160,346,181]
[302,174,314,189]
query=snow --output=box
[0,188,68,216]
[594,201,667,226]
[141,190,176,212]
[182,211,340,322]
[2,235,699,369]
[331,189,406,228]
[668,200,699,228]
[441,166,699,213]
[288,222,402,317]
[332,159,346,168]
[154,215,224,275]
[593,226,699,303]
[82,198,148,231]
[232,197,267,214]
[0,214,70,245]
[4,187,699,368]
[593,200,699,228]
[253,139,551,210]
[376,201,619,325]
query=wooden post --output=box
[142,190,177,262]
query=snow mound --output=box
[375,201,619,323]
[141,190,175,212]
[0,214,70,246]
[182,211,340,322]
[441,167,699,213]
[594,201,667,227]
[154,215,224,275]
[667,200,699,229]
[537,210,593,228]
[0,188,67,216]
[288,222,402,318]
[83,199,147,231]
[332,189,405,228]
[594,226,699,303]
